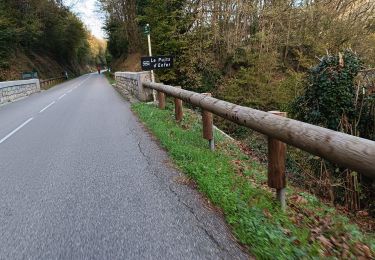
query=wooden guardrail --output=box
[40,76,66,88]
[143,81,375,209]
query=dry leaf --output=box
[290,195,308,204]
[356,211,369,217]
[281,228,292,236]
[317,235,333,249]
[354,243,373,258]
[311,227,322,235]
[263,209,272,218]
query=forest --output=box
[100,0,375,215]
[0,0,106,80]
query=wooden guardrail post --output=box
[158,91,166,109]
[202,93,214,151]
[174,86,183,122]
[267,111,287,211]
[142,81,375,177]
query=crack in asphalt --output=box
[167,183,230,255]
[131,127,231,256]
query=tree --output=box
[0,0,103,74]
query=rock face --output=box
[114,72,153,102]
[0,79,40,104]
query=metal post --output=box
[277,188,286,210]
[209,138,215,151]
[146,25,156,103]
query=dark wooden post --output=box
[174,86,183,122]
[202,93,214,151]
[268,111,287,211]
[158,91,166,109]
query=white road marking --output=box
[67,75,89,91]
[39,101,56,113]
[58,94,66,100]
[0,118,34,144]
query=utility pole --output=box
[144,24,156,102]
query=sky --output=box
[65,0,106,39]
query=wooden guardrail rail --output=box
[143,81,375,208]
[40,76,65,87]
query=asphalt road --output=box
[0,74,248,259]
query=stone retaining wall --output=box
[0,79,40,104]
[114,72,153,102]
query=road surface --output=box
[0,74,248,259]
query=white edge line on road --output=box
[39,101,56,113]
[58,94,66,100]
[0,117,34,144]
[67,89,73,93]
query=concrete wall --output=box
[114,72,153,102]
[0,79,40,104]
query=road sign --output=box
[21,71,38,80]
[141,56,173,71]
[144,24,150,35]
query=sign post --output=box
[144,24,156,102]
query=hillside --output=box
[0,50,83,81]
[111,53,142,72]
[0,1,107,82]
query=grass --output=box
[104,71,115,85]
[132,102,375,259]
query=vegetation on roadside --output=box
[100,0,375,215]
[291,50,375,213]
[104,71,115,85]
[132,102,374,259]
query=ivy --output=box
[292,50,362,130]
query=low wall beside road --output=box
[0,79,40,104]
[114,72,152,101]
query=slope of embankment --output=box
[0,50,91,82]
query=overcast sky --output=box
[65,0,106,39]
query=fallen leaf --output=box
[290,194,308,205]
[356,210,369,217]
[293,239,301,245]
[317,235,333,249]
[281,228,292,236]
[311,227,322,235]
[341,248,350,259]
[329,236,340,247]
[354,243,373,258]
[263,209,272,218]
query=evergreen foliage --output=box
[292,51,362,130]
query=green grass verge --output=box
[132,102,374,259]
[104,71,115,85]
